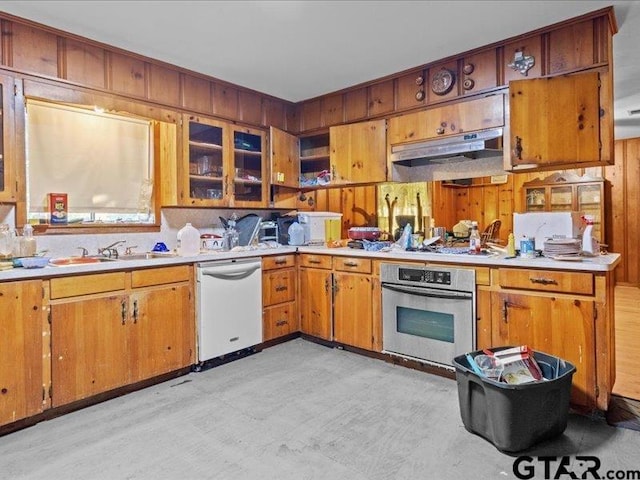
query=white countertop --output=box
[297,246,621,272]
[0,247,298,281]
[0,244,620,281]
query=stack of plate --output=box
[543,238,582,258]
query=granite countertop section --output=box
[297,246,621,272]
[0,247,298,282]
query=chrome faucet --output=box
[98,240,126,259]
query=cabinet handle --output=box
[121,300,127,325]
[343,261,359,267]
[514,136,523,160]
[324,278,330,293]
[529,277,558,286]
[502,301,508,323]
[333,279,339,294]
[436,126,445,135]
[275,285,288,292]
[275,258,287,265]
[276,319,288,327]
[132,299,139,324]
[308,259,321,265]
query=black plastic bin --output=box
[453,347,576,452]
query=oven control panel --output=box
[398,268,451,285]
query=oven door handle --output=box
[381,283,472,300]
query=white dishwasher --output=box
[196,258,263,363]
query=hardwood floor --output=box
[613,285,640,400]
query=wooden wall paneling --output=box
[497,179,515,242]
[430,181,456,230]
[263,97,286,130]
[368,80,394,117]
[0,20,9,66]
[108,51,146,98]
[10,22,58,78]
[343,88,368,123]
[212,83,238,120]
[395,70,426,111]
[327,188,343,214]
[313,188,328,211]
[466,187,484,226]
[238,90,263,126]
[181,74,213,114]
[321,94,343,127]
[607,142,627,283]
[624,140,640,284]
[503,34,543,84]
[427,60,459,104]
[63,38,106,89]
[462,48,498,95]
[148,63,180,106]
[341,187,356,236]
[300,99,322,132]
[548,19,595,74]
[481,185,499,231]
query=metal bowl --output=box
[19,256,51,268]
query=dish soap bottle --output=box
[177,223,200,257]
[468,221,481,254]
[22,224,37,257]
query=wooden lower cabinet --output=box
[0,280,43,427]
[51,295,130,406]
[129,284,194,382]
[50,267,194,407]
[490,290,596,409]
[262,254,298,342]
[299,266,332,340]
[299,254,380,351]
[333,271,374,350]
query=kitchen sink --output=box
[118,252,178,260]
[50,256,118,266]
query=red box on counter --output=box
[48,193,68,224]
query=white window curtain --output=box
[26,99,153,215]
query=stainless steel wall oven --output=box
[381,263,476,368]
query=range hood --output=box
[389,127,508,182]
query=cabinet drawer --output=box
[498,268,593,295]
[263,302,298,341]
[262,254,296,270]
[333,256,372,274]
[299,254,332,269]
[50,272,126,299]
[131,265,192,288]
[263,268,296,306]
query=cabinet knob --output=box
[436,127,445,135]
[513,136,523,160]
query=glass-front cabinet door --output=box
[184,116,228,206]
[549,185,573,211]
[0,74,15,202]
[230,126,267,208]
[524,187,546,211]
[578,183,603,241]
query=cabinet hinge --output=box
[13,83,17,96]
[48,385,52,399]
[48,309,52,325]
[593,307,598,321]
[42,386,45,401]
[595,386,600,398]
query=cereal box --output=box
[48,193,68,224]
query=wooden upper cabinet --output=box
[344,88,368,123]
[264,98,287,130]
[64,39,106,89]
[0,73,16,202]
[508,72,603,170]
[270,126,300,189]
[387,94,505,146]
[213,84,239,120]
[182,74,213,114]
[503,35,543,84]
[148,64,180,106]
[10,23,58,78]
[427,60,459,104]
[396,70,427,110]
[109,52,146,98]
[239,90,263,126]
[461,49,498,95]
[330,119,387,185]
[322,94,344,127]
[368,80,394,117]
[548,19,596,74]
[300,99,322,132]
